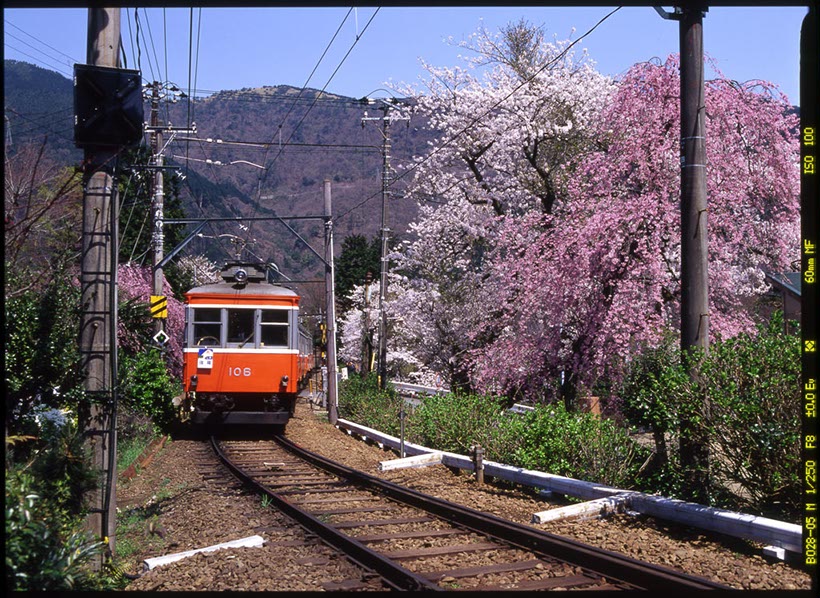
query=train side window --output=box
[193,308,222,346]
[260,309,289,347]
[227,309,255,346]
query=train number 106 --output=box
[228,367,252,377]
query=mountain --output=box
[4,60,435,282]
[3,60,80,164]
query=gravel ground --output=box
[115,396,813,591]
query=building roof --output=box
[765,271,801,297]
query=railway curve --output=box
[212,435,729,591]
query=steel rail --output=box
[274,435,730,591]
[209,436,440,591]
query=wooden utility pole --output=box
[80,6,120,568]
[324,180,339,424]
[678,3,710,503]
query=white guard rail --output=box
[335,417,801,555]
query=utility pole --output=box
[80,6,120,569]
[678,3,710,504]
[361,270,374,376]
[324,179,339,424]
[377,106,391,391]
[150,83,165,338]
[656,4,710,503]
[145,83,190,338]
[362,100,408,390]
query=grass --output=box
[114,504,165,560]
[117,435,154,474]
[112,478,187,565]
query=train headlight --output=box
[280,375,289,387]
[190,375,198,390]
[234,268,248,283]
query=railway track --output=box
[211,435,730,591]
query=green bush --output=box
[617,330,689,475]
[339,378,644,490]
[699,313,801,518]
[408,392,509,456]
[4,264,84,441]
[26,414,99,518]
[119,349,180,433]
[503,403,645,488]
[338,373,404,436]
[5,471,102,590]
[617,312,801,517]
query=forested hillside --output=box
[3,59,433,280]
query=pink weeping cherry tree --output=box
[470,55,799,403]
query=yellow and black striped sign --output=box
[150,295,168,319]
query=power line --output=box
[252,8,381,202]
[4,20,81,64]
[238,7,379,248]
[5,107,75,144]
[4,31,74,70]
[170,135,379,152]
[142,8,164,84]
[246,6,355,238]
[4,43,73,78]
[337,6,622,222]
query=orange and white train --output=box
[180,262,315,427]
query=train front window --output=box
[261,309,289,347]
[227,309,255,346]
[193,308,221,346]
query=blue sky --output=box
[3,6,809,105]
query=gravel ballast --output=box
[115,397,812,591]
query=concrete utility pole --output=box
[362,100,408,390]
[80,6,120,568]
[150,83,165,337]
[657,4,711,503]
[361,270,374,376]
[324,179,339,424]
[377,106,391,390]
[678,3,710,504]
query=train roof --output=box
[185,281,299,298]
[184,262,299,299]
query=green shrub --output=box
[338,373,404,436]
[119,349,180,433]
[408,392,509,456]
[700,313,801,518]
[4,264,84,441]
[26,414,99,518]
[617,312,801,518]
[617,330,689,475]
[504,403,645,488]
[5,469,113,590]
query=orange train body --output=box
[180,263,316,427]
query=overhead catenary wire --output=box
[244,7,381,251]
[125,11,137,72]
[142,8,164,85]
[244,7,355,242]
[185,8,203,182]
